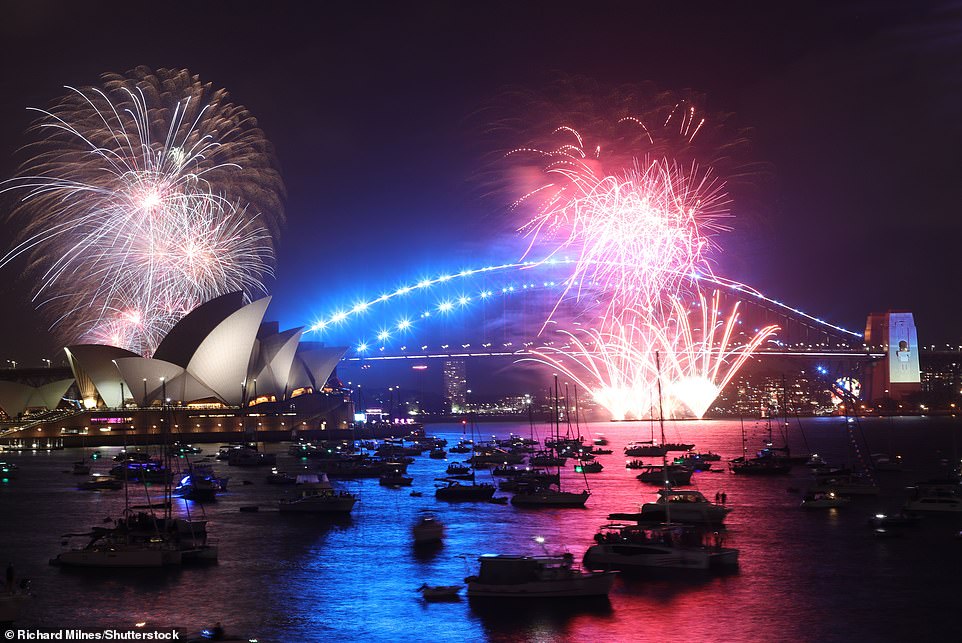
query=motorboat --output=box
[673,454,713,471]
[265,469,297,485]
[583,523,739,571]
[174,473,219,502]
[575,461,603,474]
[278,474,357,513]
[638,490,731,524]
[510,486,590,508]
[412,513,445,544]
[435,479,496,502]
[593,435,609,446]
[466,553,617,598]
[800,491,850,509]
[695,451,721,462]
[528,451,566,467]
[428,448,447,459]
[662,443,695,452]
[624,442,667,457]
[868,512,921,528]
[227,446,276,467]
[903,488,962,513]
[379,472,414,487]
[109,460,172,483]
[811,475,879,496]
[729,456,791,476]
[636,464,692,486]
[446,462,473,477]
[77,475,123,491]
[52,533,183,568]
[0,461,19,479]
[418,584,461,601]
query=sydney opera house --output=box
[0,293,355,447]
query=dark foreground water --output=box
[2,416,961,642]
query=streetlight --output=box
[143,378,148,407]
[41,358,51,368]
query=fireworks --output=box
[508,108,731,322]
[526,290,778,419]
[1,67,283,355]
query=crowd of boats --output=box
[2,411,961,616]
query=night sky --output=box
[1,1,961,367]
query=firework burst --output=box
[1,67,284,355]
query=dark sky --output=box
[1,0,961,367]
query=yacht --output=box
[904,487,962,513]
[510,485,589,508]
[466,553,617,598]
[52,533,183,568]
[636,464,692,486]
[638,490,731,524]
[174,473,219,502]
[583,523,738,571]
[278,474,357,513]
[624,442,667,457]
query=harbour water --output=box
[2,416,961,642]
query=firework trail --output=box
[1,67,284,355]
[654,290,779,418]
[523,289,778,419]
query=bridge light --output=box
[458,296,470,305]
[438,301,454,312]
[396,319,412,331]
[377,331,390,341]
[357,343,368,352]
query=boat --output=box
[903,487,962,513]
[418,584,461,601]
[278,475,357,513]
[800,491,850,509]
[624,442,667,457]
[428,448,447,459]
[465,553,617,598]
[868,512,921,528]
[636,464,692,486]
[583,351,738,573]
[265,469,297,485]
[593,435,609,446]
[0,461,19,479]
[446,462,472,477]
[638,490,731,524]
[811,474,879,496]
[226,446,276,467]
[77,475,123,491]
[583,523,739,571]
[435,479,496,502]
[591,449,613,455]
[412,513,444,544]
[673,453,713,471]
[662,443,695,452]
[174,472,219,502]
[696,451,722,462]
[575,461,603,474]
[510,376,590,508]
[379,472,414,486]
[52,530,183,568]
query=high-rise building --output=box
[442,359,467,413]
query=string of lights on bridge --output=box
[307,259,866,358]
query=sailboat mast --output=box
[553,375,561,485]
[655,352,671,526]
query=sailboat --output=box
[511,376,589,508]
[436,415,495,501]
[583,352,739,572]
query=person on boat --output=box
[721,491,727,505]
[715,491,721,504]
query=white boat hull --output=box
[54,547,181,568]
[468,571,617,598]
[510,491,589,508]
